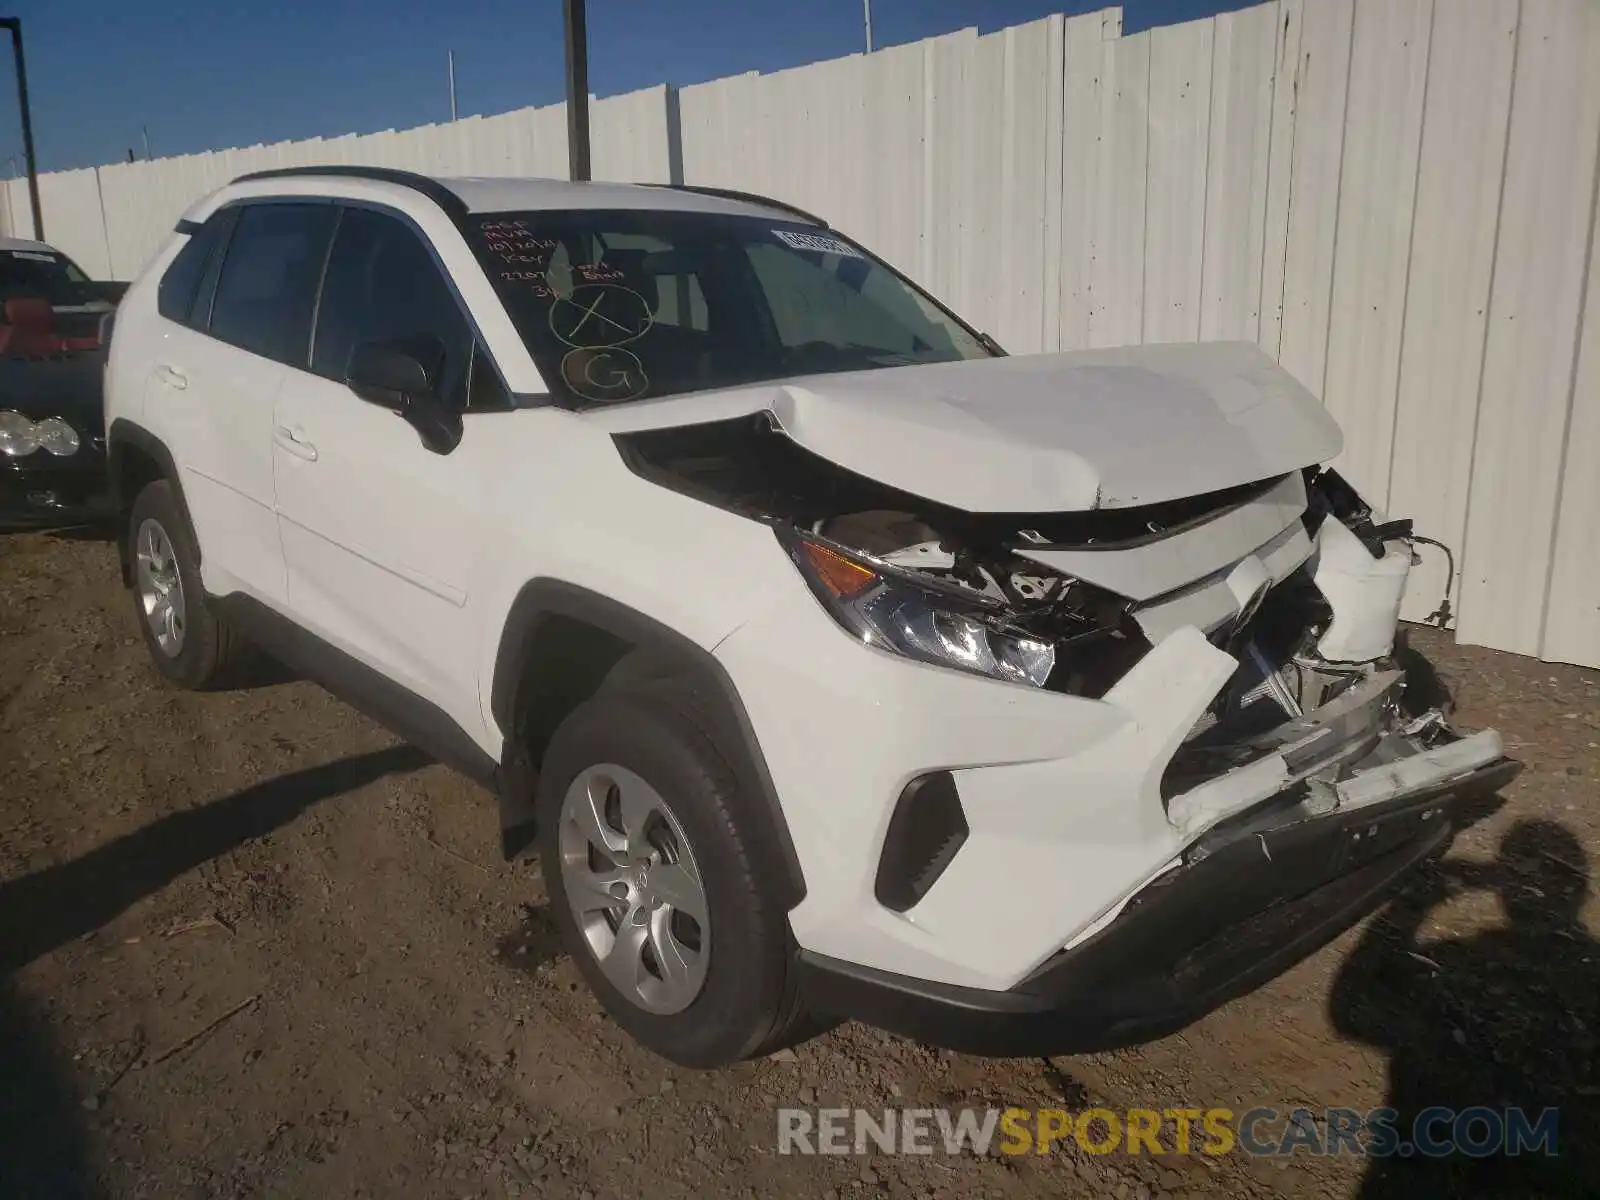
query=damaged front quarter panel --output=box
[612,412,1237,697]
[615,412,1513,843]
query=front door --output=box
[272,204,506,731]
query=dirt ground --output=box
[1,528,1596,1200]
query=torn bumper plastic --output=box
[797,750,1519,1057]
[720,572,1518,998]
[1165,668,1507,837]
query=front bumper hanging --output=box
[797,747,1516,1057]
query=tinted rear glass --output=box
[208,203,337,367]
[157,210,235,326]
[0,247,94,307]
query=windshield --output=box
[0,247,95,308]
[465,209,992,406]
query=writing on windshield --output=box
[466,209,988,407]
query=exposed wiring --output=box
[1408,535,1456,628]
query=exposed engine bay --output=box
[616,411,1432,696]
[615,410,1485,819]
[616,412,1285,694]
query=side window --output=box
[313,207,504,409]
[156,210,235,326]
[188,209,239,333]
[208,203,337,367]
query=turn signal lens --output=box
[799,538,878,599]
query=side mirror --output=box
[346,337,463,455]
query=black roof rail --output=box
[230,165,470,219]
[228,168,827,228]
[641,183,828,228]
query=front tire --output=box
[535,681,808,1067]
[127,480,248,690]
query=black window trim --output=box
[305,205,343,370]
[189,205,241,335]
[199,196,339,370]
[158,204,239,332]
[231,166,471,221]
[313,197,516,411]
[225,167,822,230]
[156,222,206,323]
[182,193,514,411]
[208,169,994,407]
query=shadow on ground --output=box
[0,983,96,1199]
[1393,630,1455,716]
[1330,817,1600,1198]
[0,744,429,1198]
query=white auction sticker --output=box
[771,229,863,259]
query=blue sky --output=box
[5,0,1258,173]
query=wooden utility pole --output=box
[563,0,591,182]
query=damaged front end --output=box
[614,399,1521,1050]
[1156,465,1513,843]
[616,411,1515,844]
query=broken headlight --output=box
[781,529,1056,687]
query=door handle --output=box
[154,363,188,390]
[273,425,318,462]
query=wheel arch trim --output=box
[107,418,194,585]
[491,578,806,905]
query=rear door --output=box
[273,204,508,725]
[145,201,336,604]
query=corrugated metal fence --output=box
[6,0,1598,667]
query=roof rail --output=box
[230,166,470,219]
[228,168,827,228]
[642,183,828,228]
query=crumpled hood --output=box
[583,341,1342,513]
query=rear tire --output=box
[127,479,249,690]
[535,679,811,1067]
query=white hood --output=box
[584,341,1342,513]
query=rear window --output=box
[464,209,989,407]
[208,203,337,367]
[0,247,95,307]
[157,210,236,326]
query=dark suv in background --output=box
[0,236,124,529]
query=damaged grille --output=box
[615,415,1330,706]
[613,414,1287,552]
[1164,567,1337,795]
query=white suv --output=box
[103,167,1515,1068]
